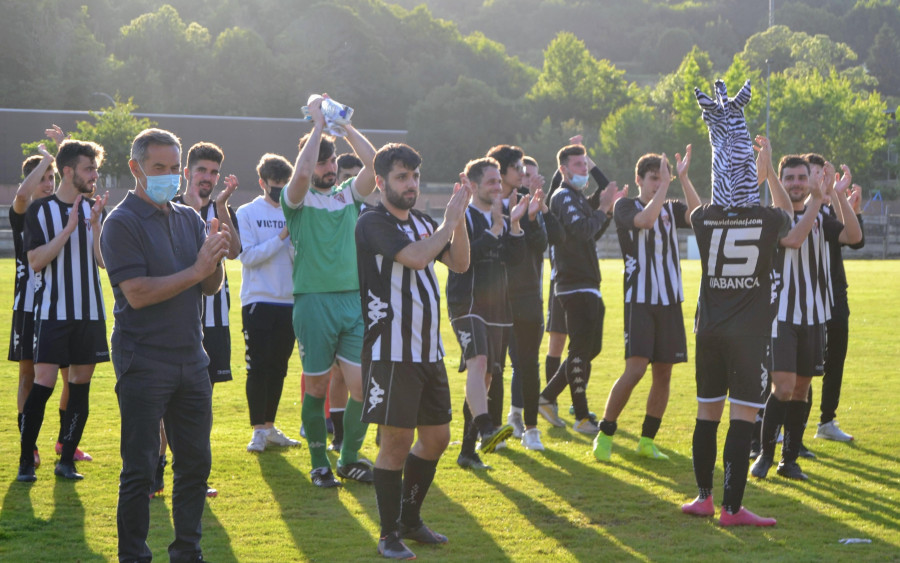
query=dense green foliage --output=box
[0,0,896,194]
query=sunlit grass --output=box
[0,258,898,561]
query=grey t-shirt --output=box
[100,191,208,363]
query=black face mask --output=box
[268,186,283,203]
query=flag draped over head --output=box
[695,79,759,208]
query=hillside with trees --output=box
[1,0,896,196]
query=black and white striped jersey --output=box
[24,195,106,321]
[691,204,791,336]
[615,197,689,305]
[173,197,239,328]
[775,206,844,326]
[9,208,35,313]
[355,204,447,363]
[446,205,525,326]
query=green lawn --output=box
[1,258,898,562]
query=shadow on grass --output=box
[0,477,103,561]
[202,502,238,562]
[501,446,660,561]
[51,478,104,560]
[775,458,900,530]
[145,480,237,561]
[814,444,900,483]
[422,481,512,561]
[257,452,375,560]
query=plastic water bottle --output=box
[301,95,353,125]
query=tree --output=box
[649,28,696,74]
[769,69,888,189]
[111,4,212,113]
[407,76,522,183]
[740,25,805,74]
[210,27,285,116]
[516,117,587,181]
[597,103,670,189]
[867,23,900,95]
[0,0,108,109]
[23,98,157,188]
[526,32,631,130]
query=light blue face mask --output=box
[140,165,181,204]
[569,173,589,189]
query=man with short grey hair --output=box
[101,128,231,563]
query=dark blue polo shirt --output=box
[101,191,208,363]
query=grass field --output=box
[0,258,898,562]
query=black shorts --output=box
[242,304,295,378]
[546,281,567,334]
[8,309,34,362]
[450,315,506,374]
[772,322,825,377]
[361,360,452,429]
[33,319,109,365]
[695,333,771,409]
[203,325,233,383]
[624,302,687,364]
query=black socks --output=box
[692,419,719,499]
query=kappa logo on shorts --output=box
[367,290,389,328]
[12,331,19,349]
[759,363,769,394]
[457,330,472,350]
[367,379,385,413]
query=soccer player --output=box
[237,153,302,452]
[544,135,611,395]
[174,142,241,388]
[802,154,865,443]
[594,147,700,461]
[485,146,556,451]
[324,152,365,451]
[169,141,242,497]
[681,82,821,526]
[448,157,528,469]
[337,152,363,184]
[11,128,95,468]
[750,153,862,481]
[282,94,377,487]
[537,144,624,434]
[357,143,470,559]
[102,127,230,563]
[17,139,109,482]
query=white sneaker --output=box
[507,411,525,439]
[572,417,600,435]
[247,429,267,452]
[538,398,566,428]
[521,428,545,451]
[266,426,302,447]
[815,420,854,442]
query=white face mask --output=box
[140,164,181,204]
[569,173,589,189]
